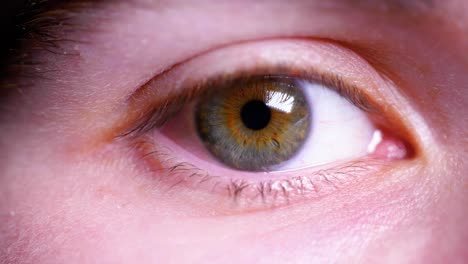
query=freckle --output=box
[95,186,118,199]
[136,140,165,171]
[443,183,453,193]
[428,87,442,101]
[137,185,152,198]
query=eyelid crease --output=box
[118,65,379,139]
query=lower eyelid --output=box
[128,136,393,214]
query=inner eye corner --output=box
[371,116,419,162]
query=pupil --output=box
[240,100,271,130]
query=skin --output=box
[0,0,467,263]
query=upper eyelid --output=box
[119,68,377,139]
[113,39,387,135]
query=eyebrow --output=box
[15,0,436,19]
[10,0,437,44]
[0,0,442,98]
[0,0,438,71]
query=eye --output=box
[185,75,375,172]
[119,39,412,212]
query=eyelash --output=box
[119,65,378,139]
[117,64,398,211]
[130,136,386,212]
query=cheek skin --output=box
[1,140,467,263]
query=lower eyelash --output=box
[130,137,384,212]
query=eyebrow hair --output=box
[10,0,438,28]
[0,1,98,76]
[5,0,437,52]
[0,0,438,89]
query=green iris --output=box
[195,76,311,171]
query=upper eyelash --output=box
[118,64,379,139]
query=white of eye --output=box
[277,80,376,170]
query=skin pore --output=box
[0,0,467,263]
